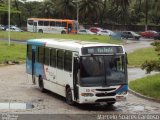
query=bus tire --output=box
[38,29,43,33]
[61,31,66,34]
[107,102,115,106]
[66,87,74,105]
[38,76,45,92]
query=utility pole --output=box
[73,0,80,33]
[145,0,148,31]
[76,0,79,32]
[8,0,10,46]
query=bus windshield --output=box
[80,55,127,87]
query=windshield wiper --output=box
[90,54,102,68]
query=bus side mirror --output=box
[125,52,128,64]
[74,57,80,70]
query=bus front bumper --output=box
[78,95,127,104]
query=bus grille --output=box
[95,98,116,103]
[96,92,116,97]
[96,88,116,91]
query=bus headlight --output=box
[81,93,94,97]
[117,91,127,95]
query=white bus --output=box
[27,18,78,34]
[26,39,128,105]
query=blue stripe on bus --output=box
[26,59,45,79]
[26,40,46,79]
[115,85,128,93]
[27,39,46,46]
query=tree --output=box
[109,0,131,25]
[55,0,75,19]
[142,41,160,73]
[14,0,22,26]
[0,0,20,25]
[39,0,55,18]
[79,0,103,24]
[149,0,160,25]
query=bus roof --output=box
[27,39,124,53]
[28,18,76,22]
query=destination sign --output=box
[82,46,123,55]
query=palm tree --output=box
[99,0,107,25]
[149,0,160,25]
[79,0,103,24]
[111,0,130,11]
[109,0,130,25]
[55,0,75,19]
[14,0,22,26]
[39,0,55,18]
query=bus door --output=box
[68,24,72,34]
[33,22,37,32]
[31,48,36,84]
[73,55,79,100]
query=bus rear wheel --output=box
[66,87,74,105]
[61,31,66,34]
[38,77,45,92]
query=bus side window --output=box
[50,21,55,26]
[38,46,45,64]
[38,21,43,26]
[44,47,50,66]
[57,50,64,69]
[56,21,61,27]
[44,21,49,26]
[50,48,56,67]
[62,22,67,27]
[64,51,72,72]
[27,44,32,60]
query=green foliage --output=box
[0,2,20,13]
[129,74,160,99]
[128,47,159,67]
[141,41,160,73]
[0,41,26,64]
[1,0,160,26]
[0,31,122,44]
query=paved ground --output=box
[0,64,159,115]
[123,40,153,53]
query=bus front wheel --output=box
[38,77,45,92]
[107,102,115,106]
[66,87,74,105]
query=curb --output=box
[129,88,160,103]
